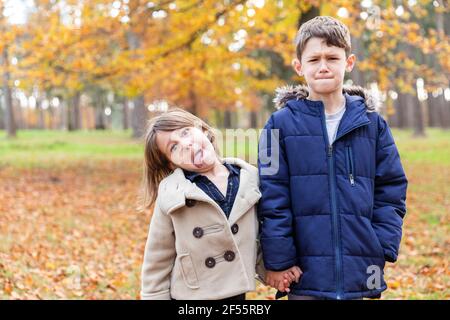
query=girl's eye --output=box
[309,59,318,62]
[181,128,189,136]
[170,144,178,153]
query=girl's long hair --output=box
[138,108,220,212]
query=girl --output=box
[139,108,300,300]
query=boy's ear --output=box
[346,54,356,72]
[292,58,303,76]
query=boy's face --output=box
[293,37,355,96]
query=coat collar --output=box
[158,157,261,225]
[273,84,380,112]
[273,84,374,142]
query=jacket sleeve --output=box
[140,199,176,300]
[371,115,408,263]
[255,238,267,285]
[257,115,297,271]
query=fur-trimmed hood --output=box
[273,84,381,113]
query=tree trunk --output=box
[0,104,4,130]
[412,95,425,137]
[438,93,450,129]
[131,96,147,138]
[189,87,198,116]
[2,46,16,137]
[59,97,69,130]
[15,101,25,129]
[214,109,223,128]
[94,94,106,130]
[67,99,73,130]
[127,30,147,138]
[224,109,232,128]
[70,91,81,130]
[95,107,106,130]
[434,1,449,129]
[395,92,408,129]
[349,37,367,87]
[413,49,426,136]
[427,95,437,127]
[48,102,56,129]
[249,110,257,128]
[122,98,129,130]
[37,98,45,129]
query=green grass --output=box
[0,129,143,168]
[391,129,450,165]
[1,128,448,168]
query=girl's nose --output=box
[180,139,193,149]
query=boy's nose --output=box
[318,61,330,72]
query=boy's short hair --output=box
[295,16,351,60]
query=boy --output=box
[258,16,408,300]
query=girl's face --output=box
[155,126,218,172]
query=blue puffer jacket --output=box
[258,85,408,300]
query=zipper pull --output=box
[328,145,333,157]
[349,174,355,186]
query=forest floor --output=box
[0,129,448,299]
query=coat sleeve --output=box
[140,199,176,300]
[257,115,297,271]
[371,115,408,263]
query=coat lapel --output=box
[159,168,225,216]
[159,158,261,225]
[223,158,261,225]
[227,165,261,225]
[158,169,188,215]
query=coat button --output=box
[193,227,203,238]
[224,250,235,262]
[186,199,197,207]
[205,257,216,268]
[231,224,239,235]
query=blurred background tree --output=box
[0,0,448,138]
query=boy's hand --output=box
[283,265,302,284]
[266,266,302,292]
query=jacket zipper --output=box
[321,105,371,299]
[346,146,355,186]
[321,113,344,300]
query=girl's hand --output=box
[266,266,303,293]
[284,266,302,283]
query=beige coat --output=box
[140,157,265,300]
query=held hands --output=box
[265,266,302,293]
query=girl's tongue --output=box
[193,149,203,167]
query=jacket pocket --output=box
[202,224,224,235]
[369,224,385,259]
[178,253,200,289]
[345,146,355,187]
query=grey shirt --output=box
[325,103,346,144]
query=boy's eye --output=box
[309,59,318,62]
[181,128,189,136]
